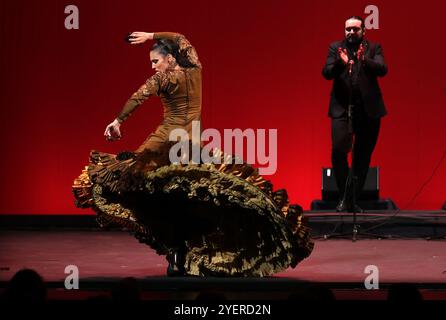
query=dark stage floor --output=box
[1,213,446,301]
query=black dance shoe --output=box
[166,250,186,277]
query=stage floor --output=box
[1,230,445,300]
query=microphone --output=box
[348,60,354,76]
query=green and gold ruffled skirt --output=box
[72,148,313,276]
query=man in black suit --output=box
[322,16,388,212]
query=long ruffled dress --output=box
[72,32,313,276]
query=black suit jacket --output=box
[322,39,388,119]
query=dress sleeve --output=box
[154,32,201,68]
[117,73,166,123]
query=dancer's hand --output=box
[104,119,122,141]
[338,47,349,65]
[128,32,154,45]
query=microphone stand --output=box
[343,59,359,242]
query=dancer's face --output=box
[345,18,365,44]
[150,50,170,72]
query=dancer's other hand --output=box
[104,119,122,141]
[128,32,154,45]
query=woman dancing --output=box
[73,31,313,277]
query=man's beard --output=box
[346,35,363,45]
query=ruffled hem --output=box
[72,149,313,276]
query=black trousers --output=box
[331,110,381,202]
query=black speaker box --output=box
[322,167,379,201]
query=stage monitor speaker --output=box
[322,167,379,201]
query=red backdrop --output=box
[1,0,445,214]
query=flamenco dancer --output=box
[73,31,313,276]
